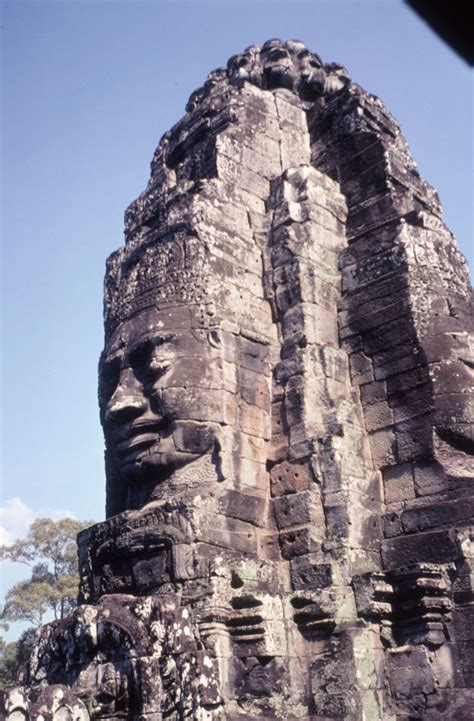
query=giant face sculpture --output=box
[99,307,228,511]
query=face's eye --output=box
[268,48,288,62]
[298,50,321,69]
[129,339,173,388]
[128,340,153,385]
[99,358,121,407]
[149,352,171,380]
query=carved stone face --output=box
[100,308,227,509]
[297,50,325,98]
[261,40,298,90]
[227,45,262,84]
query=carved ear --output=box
[212,437,225,482]
[207,329,222,348]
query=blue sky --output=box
[1,0,472,634]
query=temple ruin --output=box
[2,39,473,720]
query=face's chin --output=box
[115,437,201,487]
[266,64,293,88]
[122,452,177,482]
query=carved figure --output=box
[3,40,472,721]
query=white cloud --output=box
[0,497,75,546]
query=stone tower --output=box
[2,40,473,721]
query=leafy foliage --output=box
[0,517,93,627]
[0,517,94,688]
[0,627,36,688]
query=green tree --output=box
[0,627,36,688]
[0,517,93,627]
[0,517,94,688]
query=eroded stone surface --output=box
[3,39,472,720]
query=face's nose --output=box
[104,368,147,425]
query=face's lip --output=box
[111,420,166,445]
[113,420,166,460]
[268,62,291,71]
[115,432,159,458]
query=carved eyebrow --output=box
[128,334,175,361]
[100,354,121,373]
[101,334,176,370]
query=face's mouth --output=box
[263,62,294,89]
[111,421,166,458]
[268,62,291,74]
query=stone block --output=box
[239,399,270,439]
[324,498,350,540]
[288,432,316,460]
[271,399,288,436]
[284,374,305,426]
[422,332,466,364]
[274,93,308,126]
[363,400,393,432]
[218,490,268,527]
[395,415,433,463]
[172,420,219,454]
[434,391,474,424]
[349,350,374,384]
[310,638,361,717]
[387,380,432,409]
[386,365,431,394]
[369,427,397,469]
[401,497,474,533]
[342,299,410,336]
[132,553,171,592]
[360,379,387,405]
[352,572,393,619]
[237,457,268,492]
[280,130,311,168]
[382,530,460,569]
[241,143,282,178]
[373,350,423,381]
[319,345,350,383]
[270,460,312,496]
[430,359,474,395]
[239,432,266,464]
[267,433,289,464]
[291,556,342,590]
[239,367,271,409]
[382,512,402,538]
[452,606,474,642]
[383,463,416,504]
[275,283,300,314]
[387,646,437,716]
[274,350,305,383]
[239,337,270,373]
[363,318,416,356]
[279,527,321,560]
[273,490,324,530]
[161,386,237,425]
[392,395,433,423]
[201,515,259,555]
